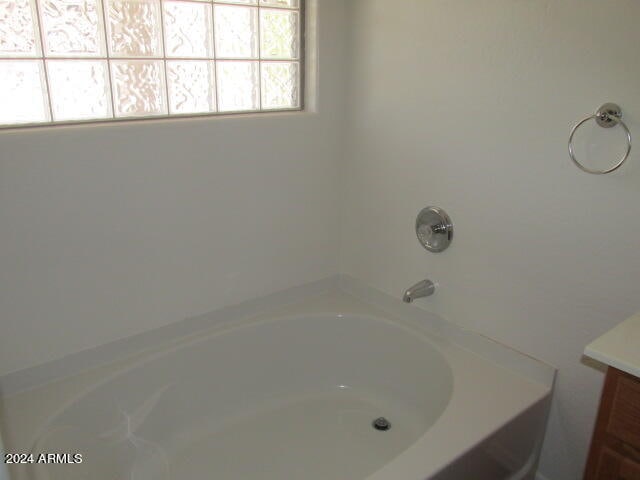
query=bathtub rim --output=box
[0,275,556,398]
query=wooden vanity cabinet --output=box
[585,367,640,480]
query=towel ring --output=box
[568,103,632,174]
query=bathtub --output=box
[0,276,554,480]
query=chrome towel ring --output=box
[568,103,632,174]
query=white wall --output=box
[0,0,348,377]
[3,1,640,477]
[340,1,640,479]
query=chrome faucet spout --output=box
[402,279,435,303]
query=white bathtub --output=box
[0,276,554,480]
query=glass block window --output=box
[0,0,303,127]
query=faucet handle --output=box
[416,207,453,253]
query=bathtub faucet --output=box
[402,279,435,303]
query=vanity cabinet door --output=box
[620,457,640,480]
[595,447,640,480]
[607,375,640,451]
[585,368,640,480]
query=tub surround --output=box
[585,311,640,378]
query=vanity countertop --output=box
[585,311,640,378]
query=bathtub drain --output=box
[372,417,391,431]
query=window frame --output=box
[0,0,306,130]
